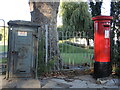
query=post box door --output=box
[13,30,33,74]
[101,22,110,62]
[94,21,111,62]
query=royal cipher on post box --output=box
[92,16,113,78]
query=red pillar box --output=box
[92,16,113,78]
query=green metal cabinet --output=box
[7,21,40,78]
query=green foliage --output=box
[61,2,79,26]
[37,60,55,76]
[89,0,103,17]
[61,2,92,33]
[37,33,47,75]
[110,1,120,75]
[113,42,120,64]
[70,2,92,32]
[110,1,120,63]
[38,35,57,75]
[115,68,120,76]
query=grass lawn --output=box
[59,43,93,53]
[0,58,7,64]
[61,53,94,65]
[0,45,8,64]
[59,43,94,65]
[0,45,8,52]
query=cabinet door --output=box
[13,30,33,74]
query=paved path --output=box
[0,75,41,88]
[40,75,120,88]
[1,75,120,88]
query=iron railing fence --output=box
[0,19,8,74]
[58,31,94,70]
[1,23,119,75]
[38,25,94,72]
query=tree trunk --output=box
[29,1,62,70]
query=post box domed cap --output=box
[92,16,113,21]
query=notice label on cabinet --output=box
[105,30,109,38]
[18,31,27,36]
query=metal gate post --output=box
[0,19,5,58]
[45,24,48,66]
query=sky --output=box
[0,0,31,26]
[101,0,111,16]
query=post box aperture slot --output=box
[103,25,110,27]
